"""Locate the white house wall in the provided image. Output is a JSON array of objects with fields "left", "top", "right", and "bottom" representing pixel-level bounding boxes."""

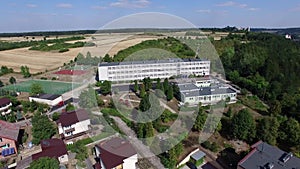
[{"left": 29, "top": 96, "right": 63, "bottom": 106}]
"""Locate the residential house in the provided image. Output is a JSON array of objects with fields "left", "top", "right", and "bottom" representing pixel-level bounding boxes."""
[
  {"left": 57, "top": 109, "right": 91, "bottom": 141},
  {"left": 0, "top": 120, "right": 19, "bottom": 158},
  {"left": 0, "top": 98, "right": 12, "bottom": 116},
  {"left": 237, "top": 141, "right": 300, "bottom": 169},
  {"left": 29, "top": 94, "right": 63, "bottom": 107},
  {"left": 16, "top": 138, "right": 68, "bottom": 169},
  {"left": 94, "top": 137, "right": 138, "bottom": 169}
]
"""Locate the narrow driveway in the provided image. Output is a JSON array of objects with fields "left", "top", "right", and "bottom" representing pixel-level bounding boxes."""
[{"left": 111, "top": 116, "right": 165, "bottom": 169}]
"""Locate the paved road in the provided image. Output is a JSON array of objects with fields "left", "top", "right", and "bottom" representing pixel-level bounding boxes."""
[{"left": 111, "top": 116, "right": 165, "bottom": 169}]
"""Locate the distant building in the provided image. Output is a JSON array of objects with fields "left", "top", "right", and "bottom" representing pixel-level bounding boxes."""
[
  {"left": 0, "top": 120, "right": 19, "bottom": 158},
  {"left": 16, "top": 138, "right": 68, "bottom": 169},
  {"left": 178, "top": 78, "right": 237, "bottom": 105},
  {"left": 0, "top": 98, "right": 12, "bottom": 116},
  {"left": 98, "top": 58, "right": 210, "bottom": 82},
  {"left": 285, "top": 34, "right": 292, "bottom": 39},
  {"left": 57, "top": 109, "right": 91, "bottom": 141},
  {"left": 94, "top": 137, "right": 138, "bottom": 169},
  {"left": 237, "top": 141, "right": 300, "bottom": 169},
  {"left": 29, "top": 94, "right": 63, "bottom": 107}
]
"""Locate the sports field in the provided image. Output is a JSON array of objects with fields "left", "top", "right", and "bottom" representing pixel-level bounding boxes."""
[
  {"left": 54, "top": 70, "right": 88, "bottom": 75},
  {"left": 3, "top": 80, "right": 81, "bottom": 95}
]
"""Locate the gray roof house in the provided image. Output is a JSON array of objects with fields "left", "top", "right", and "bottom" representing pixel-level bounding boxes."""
[{"left": 238, "top": 141, "right": 300, "bottom": 169}]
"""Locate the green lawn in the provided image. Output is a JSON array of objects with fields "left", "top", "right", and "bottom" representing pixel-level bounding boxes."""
[{"left": 3, "top": 80, "right": 81, "bottom": 95}]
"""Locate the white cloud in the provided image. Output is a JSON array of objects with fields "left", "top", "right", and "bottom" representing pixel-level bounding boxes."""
[
  {"left": 110, "top": 0, "right": 150, "bottom": 8},
  {"left": 216, "top": 1, "right": 247, "bottom": 8},
  {"left": 196, "top": 9, "right": 211, "bottom": 13},
  {"left": 56, "top": 3, "right": 73, "bottom": 8},
  {"left": 27, "top": 4, "right": 37, "bottom": 8}
]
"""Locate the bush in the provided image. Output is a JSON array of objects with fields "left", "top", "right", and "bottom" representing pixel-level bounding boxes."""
[
  {"left": 59, "top": 48, "right": 69, "bottom": 53},
  {"left": 201, "top": 141, "right": 219, "bottom": 152}
]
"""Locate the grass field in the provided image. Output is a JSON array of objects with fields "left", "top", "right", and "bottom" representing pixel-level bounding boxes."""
[{"left": 3, "top": 79, "right": 81, "bottom": 95}]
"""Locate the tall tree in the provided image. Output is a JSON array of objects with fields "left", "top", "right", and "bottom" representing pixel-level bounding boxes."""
[
  {"left": 30, "top": 83, "right": 44, "bottom": 95},
  {"left": 231, "top": 109, "right": 256, "bottom": 142},
  {"left": 133, "top": 80, "right": 139, "bottom": 93},
  {"left": 139, "top": 94, "right": 150, "bottom": 112},
  {"left": 256, "top": 116, "right": 280, "bottom": 145},
  {"left": 29, "top": 157, "right": 59, "bottom": 169},
  {"left": 100, "top": 80, "right": 111, "bottom": 95},
  {"left": 278, "top": 117, "right": 300, "bottom": 146},
  {"left": 31, "top": 113, "right": 56, "bottom": 144},
  {"left": 79, "top": 87, "right": 98, "bottom": 109},
  {"left": 139, "top": 84, "right": 146, "bottom": 98},
  {"left": 166, "top": 86, "right": 174, "bottom": 101},
  {"left": 20, "top": 65, "right": 31, "bottom": 78},
  {"left": 156, "top": 78, "right": 162, "bottom": 90},
  {"left": 9, "top": 76, "right": 16, "bottom": 84},
  {"left": 193, "top": 105, "right": 207, "bottom": 131},
  {"left": 163, "top": 78, "right": 169, "bottom": 94}
]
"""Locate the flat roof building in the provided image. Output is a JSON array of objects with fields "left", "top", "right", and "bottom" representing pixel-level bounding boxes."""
[
  {"left": 29, "top": 94, "right": 63, "bottom": 107},
  {"left": 98, "top": 58, "right": 210, "bottom": 82}
]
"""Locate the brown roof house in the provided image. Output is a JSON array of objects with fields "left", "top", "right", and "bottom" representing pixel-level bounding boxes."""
[
  {"left": 57, "top": 109, "right": 91, "bottom": 142},
  {"left": 0, "top": 120, "right": 19, "bottom": 158},
  {"left": 0, "top": 98, "right": 12, "bottom": 116},
  {"left": 94, "top": 137, "right": 138, "bottom": 169},
  {"left": 16, "top": 138, "right": 68, "bottom": 169}
]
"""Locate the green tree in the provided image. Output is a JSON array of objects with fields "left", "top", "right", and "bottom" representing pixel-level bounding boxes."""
[
  {"left": 20, "top": 65, "right": 31, "bottom": 78},
  {"left": 231, "top": 109, "right": 256, "bottom": 142},
  {"left": 79, "top": 87, "right": 98, "bottom": 109},
  {"left": 66, "top": 103, "right": 75, "bottom": 112},
  {"left": 9, "top": 76, "right": 16, "bottom": 84},
  {"left": 103, "top": 54, "right": 112, "bottom": 62},
  {"left": 31, "top": 113, "right": 56, "bottom": 144},
  {"left": 163, "top": 78, "right": 169, "bottom": 94},
  {"left": 193, "top": 105, "right": 208, "bottom": 131},
  {"left": 100, "top": 80, "right": 111, "bottom": 95},
  {"left": 256, "top": 116, "right": 280, "bottom": 145},
  {"left": 139, "top": 84, "right": 146, "bottom": 98},
  {"left": 29, "top": 157, "right": 59, "bottom": 169},
  {"left": 166, "top": 86, "right": 173, "bottom": 101},
  {"left": 156, "top": 78, "right": 162, "bottom": 90},
  {"left": 52, "top": 112, "right": 60, "bottom": 121},
  {"left": 133, "top": 80, "right": 139, "bottom": 93},
  {"left": 0, "top": 80, "right": 3, "bottom": 87},
  {"left": 30, "top": 83, "right": 44, "bottom": 95},
  {"left": 139, "top": 94, "right": 150, "bottom": 112},
  {"left": 278, "top": 117, "right": 300, "bottom": 146}
]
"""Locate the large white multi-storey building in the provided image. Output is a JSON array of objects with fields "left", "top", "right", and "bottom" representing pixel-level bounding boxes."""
[{"left": 98, "top": 58, "right": 210, "bottom": 82}]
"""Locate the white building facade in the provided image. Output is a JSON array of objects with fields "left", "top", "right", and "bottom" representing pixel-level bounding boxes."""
[
  {"left": 98, "top": 58, "right": 210, "bottom": 82},
  {"left": 29, "top": 94, "right": 63, "bottom": 106},
  {"left": 178, "top": 78, "right": 238, "bottom": 106},
  {"left": 0, "top": 98, "right": 12, "bottom": 116}
]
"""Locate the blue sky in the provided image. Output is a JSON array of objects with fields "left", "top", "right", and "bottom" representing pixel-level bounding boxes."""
[{"left": 0, "top": 0, "right": 300, "bottom": 32}]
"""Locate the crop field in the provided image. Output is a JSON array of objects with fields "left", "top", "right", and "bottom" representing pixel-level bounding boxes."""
[
  {"left": 0, "top": 33, "right": 161, "bottom": 74},
  {"left": 3, "top": 79, "right": 81, "bottom": 95}
]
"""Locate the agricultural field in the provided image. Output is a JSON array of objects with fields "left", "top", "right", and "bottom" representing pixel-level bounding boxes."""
[
  {"left": 0, "top": 33, "right": 162, "bottom": 74},
  {"left": 3, "top": 79, "right": 81, "bottom": 95}
]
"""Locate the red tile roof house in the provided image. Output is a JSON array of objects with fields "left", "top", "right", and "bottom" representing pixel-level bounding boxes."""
[
  {"left": 16, "top": 138, "right": 68, "bottom": 169},
  {"left": 94, "top": 137, "right": 138, "bottom": 169},
  {"left": 0, "top": 98, "right": 12, "bottom": 116},
  {"left": 0, "top": 120, "right": 20, "bottom": 159},
  {"left": 57, "top": 109, "right": 91, "bottom": 142}
]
